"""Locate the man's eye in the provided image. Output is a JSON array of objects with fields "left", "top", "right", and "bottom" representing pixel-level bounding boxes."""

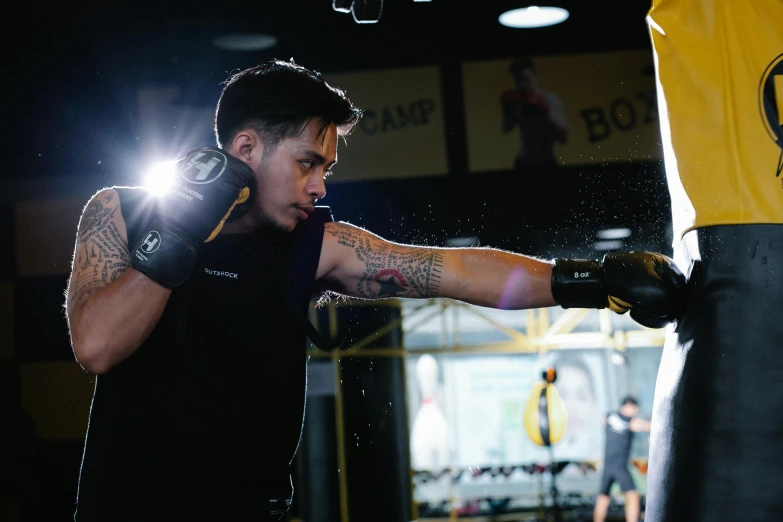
[{"left": 301, "top": 160, "right": 314, "bottom": 169}]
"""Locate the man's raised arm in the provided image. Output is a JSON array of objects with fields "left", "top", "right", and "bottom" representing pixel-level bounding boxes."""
[{"left": 65, "top": 188, "right": 171, "bottom": 374}]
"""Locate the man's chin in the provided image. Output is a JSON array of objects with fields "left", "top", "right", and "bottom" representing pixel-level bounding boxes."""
[{"left": 258, "top": 213, "right": 296, "bottom": 237}]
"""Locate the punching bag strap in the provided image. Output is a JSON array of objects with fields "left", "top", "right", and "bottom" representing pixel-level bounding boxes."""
[{"left": 538, "top": 387, "right": 551, "bottom": 446}]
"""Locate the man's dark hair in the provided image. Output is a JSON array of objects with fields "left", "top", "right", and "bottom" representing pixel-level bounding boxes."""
[
  {"left": 621, "top": 396, "right": 639, "bottom": 407},
  {"left": 509, "top": 56, "right": 536, "bottom": 75},
  {"left": 214, "top": 59, "right": 363, "bottom": 157}
]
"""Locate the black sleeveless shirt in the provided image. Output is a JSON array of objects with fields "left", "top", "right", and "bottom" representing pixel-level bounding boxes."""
[
  {"left": 604, "top": 411, "right": 634, "bottom": 468},
  {"left": 75, "top": 187, "right": 331, "bottom": 521}
]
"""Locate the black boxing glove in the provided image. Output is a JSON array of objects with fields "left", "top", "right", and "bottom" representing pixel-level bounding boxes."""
[
  {"left": 551, "top": 251, "right": 687, "bottom": 328},
  {"left": 130, "top": 147, "right": 256, "bottom": 288}
]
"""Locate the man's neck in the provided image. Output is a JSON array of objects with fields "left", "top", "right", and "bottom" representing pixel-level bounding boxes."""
[
  {"left": 221, "top": 216, "right": 259, "bottom": 235},
  {"left": 220, "top": 207, "right": 269, "bottom": 235},
  {"left": 220, "top": 211, "right": 294, "bottom": 242}
]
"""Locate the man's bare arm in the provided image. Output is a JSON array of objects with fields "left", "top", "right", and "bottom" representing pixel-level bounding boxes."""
[
  {"left": 630, "top": 418, "right": 652, "bottom": 432},
  {"left": 316, "top": 222, "right": 556, "bottom": 309},
  {"left": 67, "top": 190, "right": 131, "bottom": 310},
  {"left": 66, "top": 188, "right": 171, "bottom": 374}
]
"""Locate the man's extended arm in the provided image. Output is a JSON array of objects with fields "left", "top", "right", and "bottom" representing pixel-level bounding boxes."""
[
  {"left": 630, "top": 418, "right": 652, "bottom": 432},
  {"left": 317, "top": 221, "right": 554, "bottom": 309},
  {"left": 316, "top": 222, "right": 687, "bottom": 327},
  {"left": 65, "top": 188, "right": 171, "bottom": 374}
]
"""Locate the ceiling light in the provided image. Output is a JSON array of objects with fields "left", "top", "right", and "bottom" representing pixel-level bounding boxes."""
[
  {"left": 212, "top": 33, "right": 278, "bottom": 51},
  {"left": 498, "top": 6, "right": 569, "bottom": 28},
  {"left": 597, "top": 227, "right": 632, "bottom": 240}
]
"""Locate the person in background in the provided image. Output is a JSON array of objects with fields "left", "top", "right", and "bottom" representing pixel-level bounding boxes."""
[
  {"left": 594, "top": 396, "right": 651, "bottom": 522},
  {"left": 501, "top": 56, "right": 569, "bottom": 170}
]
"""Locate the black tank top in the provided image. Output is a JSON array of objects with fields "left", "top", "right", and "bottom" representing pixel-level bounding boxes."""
[
  {"left": 75, "top": 186, "right": 330, "bottom": 521},
  {"left": 604, "top": 411, "right": 634, "bottom": 467}
]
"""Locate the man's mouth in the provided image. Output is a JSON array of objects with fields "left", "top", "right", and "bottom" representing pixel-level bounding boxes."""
[{"left": 295, "top": 206, "right": 314, "bottom": 220}]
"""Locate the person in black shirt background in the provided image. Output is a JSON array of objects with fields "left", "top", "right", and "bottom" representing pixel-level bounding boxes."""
[{"left": 593, "top": 396, "right": 651, "bottom": 522}]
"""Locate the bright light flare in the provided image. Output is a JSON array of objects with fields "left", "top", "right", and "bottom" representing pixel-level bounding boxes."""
[
  {"left": 498, "top": 6, "right": 569, "bottom": 28},
  {"left": 144, "top": 160, "right": 179, "bottom": 196}
]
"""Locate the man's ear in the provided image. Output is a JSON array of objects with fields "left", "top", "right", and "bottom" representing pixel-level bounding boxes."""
[{"left": 231, "top": 131, "right": 261, "bottom": 165}]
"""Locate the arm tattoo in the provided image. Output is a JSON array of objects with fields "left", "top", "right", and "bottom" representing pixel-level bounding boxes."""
[
  {"left": 68, "top": 193, "right": 130, "bottom": 308},
  {"left": 328, "top": 225, "right": 444, "bottom": 299}
]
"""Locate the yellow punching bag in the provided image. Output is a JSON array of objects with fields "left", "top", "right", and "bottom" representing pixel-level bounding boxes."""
[{"left": 523, "top": 367, "right": 567, "bottom": 447}]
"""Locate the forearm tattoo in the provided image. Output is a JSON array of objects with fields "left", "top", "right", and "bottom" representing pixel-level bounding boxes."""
[
  {"left": 67, "top": 192, "right": 130, "bottom": 308},
  {"left": 328, "top": 225, "right": 444, "bottom": 299}
]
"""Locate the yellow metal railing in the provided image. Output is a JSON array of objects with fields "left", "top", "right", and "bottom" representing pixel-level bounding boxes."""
[{"left": 305, "top": 298, "right": 666, "bottom": 522}]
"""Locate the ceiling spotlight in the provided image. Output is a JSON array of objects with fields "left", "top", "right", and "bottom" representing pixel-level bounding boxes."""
[
  {"left": 597, "top": 227, "right": 633, "bottom": 240},
  {"left": 213, "top": 33, "right": 278, "bottom": 51},
  {"left": 333, "top": 0, "right": 352, "bottom": 12},
  {"left": 332, "top": 0, "right": 384, "bottom": 23},
  {"left": 499, "top": 6, "right": 569, "bottom": 28}
]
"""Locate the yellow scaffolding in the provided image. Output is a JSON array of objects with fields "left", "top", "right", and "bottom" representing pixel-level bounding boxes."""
[{"left": 307, "top": 298, "right": 666, "bottom": 522}]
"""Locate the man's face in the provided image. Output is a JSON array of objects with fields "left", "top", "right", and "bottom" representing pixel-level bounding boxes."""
[
  {"left": 251, "top": 120, "right": 338, "bottom": 233},
  {"left": 621, "top": 404, "right": 639, "bottom": 418},
  {"left": 512, "top": 68, "right": 539, "bottom": 93}
]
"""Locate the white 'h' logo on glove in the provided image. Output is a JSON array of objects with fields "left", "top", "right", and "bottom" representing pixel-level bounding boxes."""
[{"left": 182, "top": 150, "right": 228, "bottom": 184}]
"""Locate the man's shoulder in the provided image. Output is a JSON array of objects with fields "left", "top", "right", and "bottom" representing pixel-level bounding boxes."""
[
  {"left": 93, "top": 186, "right": 157, "bottom": 237},
  {"left": 106, "top": 185, "right": 148, "bottom": 199},
  {"left": 606, "top": 411, "right": 623, "bottom": 424},
  {"left": 82, "top": 185, "right": 146, "bottom": 206}
]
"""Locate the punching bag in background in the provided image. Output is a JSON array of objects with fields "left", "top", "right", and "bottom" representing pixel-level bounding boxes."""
[
  {"left": 305, "top": 302, "right": 411, "bottom": 522},
  {"left": 524, "top": 367, "right": 567, "bottom": 447},
  {"left": 646, "top": 1, "right": 783, "bottom": 521}
]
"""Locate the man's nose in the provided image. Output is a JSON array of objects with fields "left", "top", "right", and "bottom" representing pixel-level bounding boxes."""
[{"left": 308, "top": 173, "right": 326, "bottom": 199}]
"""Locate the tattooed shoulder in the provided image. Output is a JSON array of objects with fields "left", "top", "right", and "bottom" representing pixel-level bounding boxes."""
[{"left": 67, "top": 189, "right": 131, "bottom": 310}]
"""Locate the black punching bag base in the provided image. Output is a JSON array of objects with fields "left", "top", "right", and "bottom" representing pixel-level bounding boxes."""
[{"left": 646, "top": 224, "right": 783, "bottom": 522}]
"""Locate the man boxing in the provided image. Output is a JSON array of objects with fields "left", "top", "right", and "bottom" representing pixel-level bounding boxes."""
[
  {"left": 64, "top": 58, "right": 686, "bottom": 521},
  {"left": 594, "top": 396, "right": 651, "bottom": 522},
  {"left": 501, "top": 56, "right": 569, "bottom": 170}
]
